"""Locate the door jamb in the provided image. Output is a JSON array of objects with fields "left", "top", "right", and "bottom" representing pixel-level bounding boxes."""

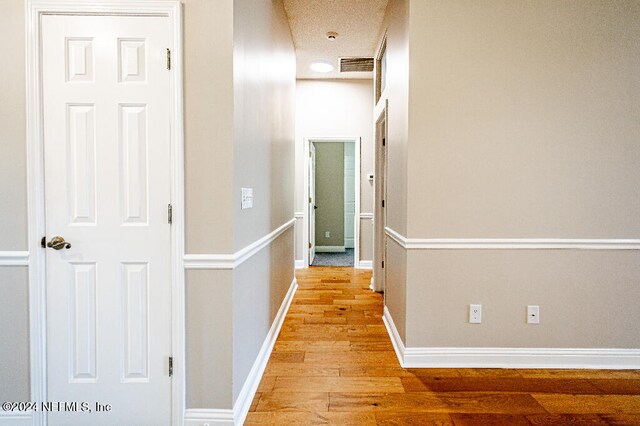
[
  {"left": 373, "top": 101, "right": 388, "bottom": 292},
  {"left": 303, "top": 137, "right": 361, "bottom": 268},
  {"left": 25, "top": 2, "right": 185, "bottom": 425}
]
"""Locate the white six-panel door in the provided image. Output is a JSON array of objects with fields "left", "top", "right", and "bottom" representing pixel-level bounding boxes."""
[{"left": 42, "top": 15, "right": 172, "bottom": 425}]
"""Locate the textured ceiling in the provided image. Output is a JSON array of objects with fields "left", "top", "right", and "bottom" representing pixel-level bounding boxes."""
[{"left": 283, "top": 0, "right": 388, "bottom": 79}]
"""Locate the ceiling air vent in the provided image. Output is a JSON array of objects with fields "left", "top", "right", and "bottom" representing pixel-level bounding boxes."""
[{"left": 339, "top": 57, "right": 374, "bottom": 72}]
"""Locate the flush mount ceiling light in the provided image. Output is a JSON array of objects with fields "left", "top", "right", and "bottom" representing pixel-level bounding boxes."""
[
  {"left": 310, "top": 60, "right": 334, "bottom": 73},
  {"left": 326, "top": 31, "right": 338, "bottom": 41}
]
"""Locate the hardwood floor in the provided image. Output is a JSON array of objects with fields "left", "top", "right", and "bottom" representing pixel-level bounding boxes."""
[{"left": 246, "top": 267, "right": 640, "bottom": 425}]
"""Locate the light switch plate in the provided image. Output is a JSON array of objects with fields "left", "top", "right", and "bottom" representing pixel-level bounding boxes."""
[{"left": 241, "top": 188, "right": 253, "bottom": 209}]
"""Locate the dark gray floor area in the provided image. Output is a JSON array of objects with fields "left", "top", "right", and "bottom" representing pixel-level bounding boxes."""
[{"left": 311, "top": 248, "right": 354, "bottom": 267}]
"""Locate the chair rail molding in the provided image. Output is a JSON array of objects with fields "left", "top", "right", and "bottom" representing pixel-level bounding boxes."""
[
  {"left": 384, "top": 227, "right": 640, "bottom": 250},
  {"left": 0, "top": 251, "right": 29, "bottom": 266},
  {"left": 183, "top": 218, "right": 295, "bottom": 270}
]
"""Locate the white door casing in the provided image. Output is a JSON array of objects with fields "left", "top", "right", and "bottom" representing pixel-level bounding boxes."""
[
  {"left": 344, "top": 143, "right": 356, "bottom": 249},
  {"left": 373, "top": 106, "right": 387, "bottom": 293},
  {"left": 309, "top": 143, "right": 317, "bottom": 264},
  {"left": 42, "top": 14, "right": 172, "bottom": 425}
]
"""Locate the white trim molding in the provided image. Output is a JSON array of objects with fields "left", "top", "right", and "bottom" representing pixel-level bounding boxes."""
[
  {"left": 183, "top": 219, "right": 295, "bottom": 269},
  {"left": 315, "top": 245, "right": 346, "bottom": 253},
  {"left": 383, "top": 306, "right": 405, "bottom": 365},
  {"left": 403, "top": 347, "right": 640, "bottom": 369},
  {"left": 294, "top": 211, "right": 304, "bottom": 219},
  {"left": 358, "top": 260, "right": 373, "bottom": 269},
  {"left": 184, "top": 409, "right": 234, "bottom": 425},
  {"left": 383, "top": 307, "right": 640, "bottom": 369},
  {"left": 385, "top": 227, "right": 640, "bottom": 250},
  {"left": 183, "top": 278, "right": 298, "bottom": 425},
  {"left": 360, "top": 212, "right": 373, "bottom": 219},
  {"left": 0, "top": 251, "right": 29, "bottom": 266},
  {"left": 233, "top": 278, "right": 298, "bottom": 425},
  {"left": 295, "top": 259, "right": 305, "bottom": 269}
]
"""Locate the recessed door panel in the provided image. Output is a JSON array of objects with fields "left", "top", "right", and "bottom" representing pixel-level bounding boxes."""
[
  {"left": 66, "top": 38, "right": 93, "bottom": 82},
  {"left": 67, "top": 104, "right": 97, "bottom": 225},
  {"left": 69, "top": 262, "right": 97, "bottom": 383},
  {"left": 118, "top": 39, "right": 146, "bottom": 83},
  {"left": 121, "top": 262, "right": 149, "bottom": 382},
  {"left": 119, "top": 104, "right": 148, "bottom": 225}
]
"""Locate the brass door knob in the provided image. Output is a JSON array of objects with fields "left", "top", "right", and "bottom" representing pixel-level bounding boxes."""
[{"left": 47, "top": 236, "right": 71, "bottom": 250}]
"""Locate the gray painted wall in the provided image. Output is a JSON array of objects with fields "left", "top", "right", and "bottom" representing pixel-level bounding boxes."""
[
  {"left": 231, "top": 0, "right": 295, "bottom": 405},
  {"left": 382, "top": 0, "right": 640, "bottom": 350},
  {"left": 0, "top": 268, "right": 30, "bottom": 403},
  {"left": 314, "top": 143, "right": 345, "bottom": 247},
  {"left": 184, "top": 0, "right": 235, "bottom": 255},
  {"left": 0, "top": 1, "right": 30, "bottom": 403},
  {"left": 186, "top": 270, "right": 233, "bottom": 408}
]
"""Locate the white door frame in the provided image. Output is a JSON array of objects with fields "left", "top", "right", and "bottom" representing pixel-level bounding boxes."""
[
  {"left": 372, "top": 102, "right": 388, "bottom": 293},
  {"left": 303, "top": 137, "right": 361, "bottom": 268},
  {"left": 25, "top": 2, "right": 184, "bottom": 425}
]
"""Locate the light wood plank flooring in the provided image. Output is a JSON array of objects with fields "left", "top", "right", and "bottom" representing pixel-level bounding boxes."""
[{"left": 246, "top": 267, "right": 640, "bottom": 425}]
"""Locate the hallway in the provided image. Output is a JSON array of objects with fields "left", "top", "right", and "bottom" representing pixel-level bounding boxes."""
[{"left": 246, "top": 267, "right": 640, "bottom": 425}]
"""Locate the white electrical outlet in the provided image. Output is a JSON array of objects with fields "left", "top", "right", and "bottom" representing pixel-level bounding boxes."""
[
  {"left": 325, "top": 231, "right": 330, "bottom": 238},
  {"left": 527, "top": 305, "right": 540, "bottom": 324},
  {"left": 469, "top": 304, "right": 482, "bottom": 324}
]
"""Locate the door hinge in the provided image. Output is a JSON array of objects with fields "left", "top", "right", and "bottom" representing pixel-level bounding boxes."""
[
  {"left": 309, "top": 242, "right": 312, "bottom": 249},
  {"left": 168, "top": 204, "right": 173, "bottom": 224},
  {"left": 166, "top": 48, "right": 171, "bottom": 70},
  {"left": 168, "top": 356, "right": 173, "bottom": 377},
  {"left": 383, "top": 137, "right": 386, "bottom": 146},
  {"left": 41, "top": 236, "right": 46, "bottom": 248},
  {"left": 382, "top": 260, "right": 385, "bottom": 268},
  {"left": 309, "top": 197, "right": 312, "bottom": 203},
  {"left": 382, "top": 200, "right": 385, "bottom": 208}
]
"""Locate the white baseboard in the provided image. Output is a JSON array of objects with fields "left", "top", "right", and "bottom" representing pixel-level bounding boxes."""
[
  {"left": 315, "top": 246, "right": 345, "bottom": 253},
  {"left": 232, "top": 278, "right": 298, "bottom": 425},
  {"left": 358, "top": 260, "right": 372, "bottom": 269},
  {"left": 403, "top": 347, "right": 640, "bottom": 369},
  {"left": 382, "top": 306, "right": 406, "bottom": 366},
  {"left": 184, "top": 409, "right": 234, "bottom": 425},
  {"left": 294, "top": 259, "right": 304, "bottom": 269},
  {"left": 383, "top": 307, "right": 640, "bottom": 369}
]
